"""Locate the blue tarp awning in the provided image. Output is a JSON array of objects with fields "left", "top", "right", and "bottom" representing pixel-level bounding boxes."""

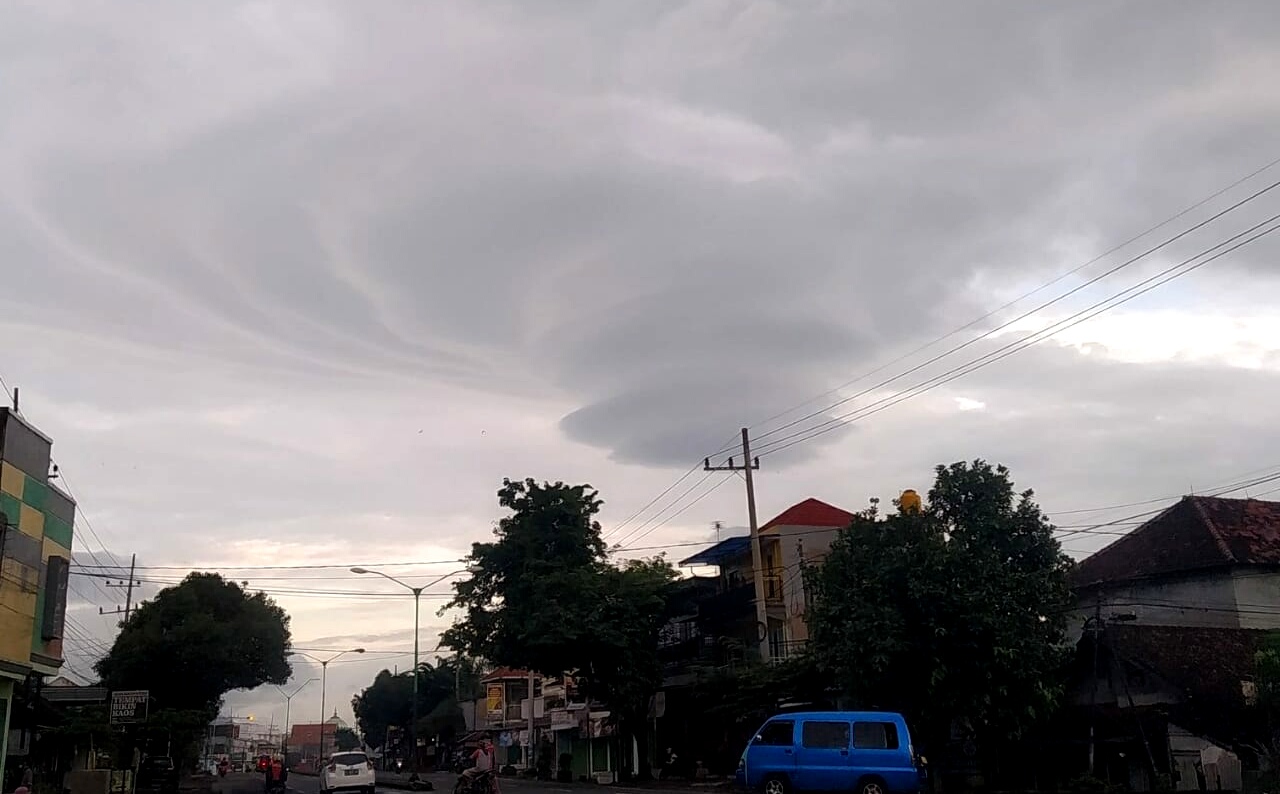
[{"left": 679, "top": 535, "right": 750, "bottom": 567}]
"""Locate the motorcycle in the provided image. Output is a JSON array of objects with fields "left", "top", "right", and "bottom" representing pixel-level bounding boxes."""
[
  {"left": 263, "top": 769, "right": 288, "bottom": 794},
  {"left": 454, "top": 770, "right": 492, "bottom": 794}
]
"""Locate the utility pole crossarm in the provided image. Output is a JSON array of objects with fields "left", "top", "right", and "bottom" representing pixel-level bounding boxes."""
[
  {"left": 702, "top": 456, "right": 759, "bottom": 472},
  {"left": 102, "top": 554, "right": 139, "bottom": 621}
]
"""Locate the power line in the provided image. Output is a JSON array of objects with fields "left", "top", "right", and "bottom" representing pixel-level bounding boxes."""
[
  {"left": 613, "top": 474, "right": 736, "bottom": 551},
  {"left": 611, "top": 470, "right": 718, "bottom": 548},
  {"left": 72, "top": 557, "right": 466, "bottom": 572},
  {"left": 1056, "top": 469, "right": 1280, "bottom": 546},
  {"left": 603, "top": 431, "right": 740, "bottom": 542},
  {"left": 602, "top": 465, "right": 703, "bottom": 541},
  {"left": 53, "top": 467, "right": 130, "bottom": 574},
  {"left": 752, "top": 214, "right": 1280, "bottom": 458},
  {"left": 712, "top": 167, "right": 1280, "bottom": 459}
]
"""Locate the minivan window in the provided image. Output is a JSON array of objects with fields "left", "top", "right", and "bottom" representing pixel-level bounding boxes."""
[
  {"left": 853, "top": 721, "right": 899, "bottom": 750},
  {"left": 756, "top": 720, "right": 794, "bottom": 746},
  {"left": 801, "top": 721, "right": 850, "bottom": 750}
]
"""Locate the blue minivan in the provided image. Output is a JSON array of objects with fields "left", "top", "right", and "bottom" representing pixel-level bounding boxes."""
[{"left": 737, "top": 711, "right": 925, "bottom": 794}]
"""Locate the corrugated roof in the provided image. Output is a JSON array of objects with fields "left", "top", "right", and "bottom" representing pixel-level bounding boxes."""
[
  {"left": 759, "top": 498, "right": 854, "bottom": 534},
  {"left": 679, "top": 535, "right": 750, "bottom": 567},
  {"left": 1071, "top": 495, "right": 1280, "bottom": 588},
  {"left": 481, "top": 666, "right": 529, "bottom": 682}
]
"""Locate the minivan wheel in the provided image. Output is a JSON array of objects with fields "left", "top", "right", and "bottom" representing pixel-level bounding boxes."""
[
  {"left": 856, "top": 776, "right": 887, "bottom": 794},
  {"left": 762, "top": 775, "right": 790, "bottom": 794}
]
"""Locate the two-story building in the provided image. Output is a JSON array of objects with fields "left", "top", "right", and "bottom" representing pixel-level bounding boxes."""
[
  {"left": 1066, "top": 494, "right": 1280, "bottom": 791},
  {"left": 0, "top": 407, "right": 75, "bottom": 787},
  {"left": 665, "top": 497, "right": 855, "bottom": 670}
]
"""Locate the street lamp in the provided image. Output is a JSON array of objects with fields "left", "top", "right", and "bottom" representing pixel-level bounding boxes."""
[
  {"left": 277, "top": 677, "right": 319, "bottom": 755},
  {"left": 350, "top": 567, "right": 462, "bottom": 779},
  {"left": 292, "top": 649, "right": 365, "bottom": 764}
]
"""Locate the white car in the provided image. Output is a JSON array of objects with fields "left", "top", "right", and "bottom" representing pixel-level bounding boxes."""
[{"left": 320, "top": 751, "right": 376, "bottom": 794}]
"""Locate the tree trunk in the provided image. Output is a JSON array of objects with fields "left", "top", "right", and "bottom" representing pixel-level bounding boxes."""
[{"left": 633, "top": 711, "right": 653, "bottom": 781}]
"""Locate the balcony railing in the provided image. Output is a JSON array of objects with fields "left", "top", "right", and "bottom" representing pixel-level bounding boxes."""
[{"left": 767, "top": 639, "right": 808, "bottom": 664}]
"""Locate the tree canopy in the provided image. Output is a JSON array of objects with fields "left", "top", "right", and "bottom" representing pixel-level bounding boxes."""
[
  {"left": 442, "top": 477, "right": 679, "bottom": 778},
  {"left": 444, "top": 478, "right": 609, "bottom": 676},
  {"left": 806, "top": 460, "right": 1073, "bottom": 752},
  {"left": 334, "top": 727, "right": 361, "bottom": 751},
  {"left": 96, "top": 572, "right": 293, "bottom": 714},
  {"left": 352, "top": 657, "right": 481, "bottom": 754}
]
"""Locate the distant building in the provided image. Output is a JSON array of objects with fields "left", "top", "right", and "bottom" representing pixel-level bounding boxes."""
[
  {"left": 288, "top": 713, "right": 347, "bottom": 763},
  {"left": 667, "top": 497, "right": 856, "bottom": 669},
  {"left": 0, "top": 407, "right": 76, "bottom": 787},
  {"left": 1066, "top": 495, "right": 1280, "bottom": 790}
]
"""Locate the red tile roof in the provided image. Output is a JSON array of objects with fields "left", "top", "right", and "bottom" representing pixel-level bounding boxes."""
[
  {"left": 481, "top": 667, "right": 529, "bottom": 682},
  {"left": 1072, "top": 495, "right": 1280, "bottom": 588},
  {"left": 759, "top": 498, "right": 854, "bottom": 534}
]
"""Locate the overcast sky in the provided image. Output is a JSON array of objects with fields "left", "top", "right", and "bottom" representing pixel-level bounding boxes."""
[{"left": 4, "top": 0, "right": 1280, "bottom": 729}]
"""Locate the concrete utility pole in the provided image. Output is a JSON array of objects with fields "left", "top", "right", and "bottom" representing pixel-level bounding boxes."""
[
  {"left": 101, "top": 554, "right": 140, "bottom": 622},
  {"left": 526, "top": 672, "right": 536, "bottom": 769},
  {"left": 705, "top": 427, "right": 769, "bottom": 662},
  {"left": 1087, "top": 599, "right": 1102, "bottom": 776}
]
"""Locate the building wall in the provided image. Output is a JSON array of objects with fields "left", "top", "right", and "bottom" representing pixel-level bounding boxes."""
[
  {"left": 0, "top": 410, "right": 75, "bottom": 789},
  {"left": 764, "top": 525, "right": 840, "bottom": 644},
  {"left": 1068, "top": 570, "right": 1280, "bottom": 642},
  {"left": 1232, "top": 569, "right": 1280, "bottom": 630}
]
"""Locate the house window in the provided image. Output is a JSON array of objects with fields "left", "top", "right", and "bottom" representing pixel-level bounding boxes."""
[{"left": 768, "top": 628, "right": 787, "bottom": 661}]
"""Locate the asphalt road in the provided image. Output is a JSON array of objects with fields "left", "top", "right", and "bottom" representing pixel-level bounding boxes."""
[{"left": 217, "top": 771, "right": 686, "bottom": 794}]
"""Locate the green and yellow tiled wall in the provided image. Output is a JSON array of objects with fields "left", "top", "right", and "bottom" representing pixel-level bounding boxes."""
[{"left": 0, "top": 410, "right": 74, "bottom": 677}]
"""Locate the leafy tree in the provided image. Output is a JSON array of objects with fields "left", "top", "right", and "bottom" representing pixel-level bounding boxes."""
[
  {"left": 353, "top": 658, "right": 480, "bottom": 754},
  {"left": 96, "top": 573, "right": 292, "bottom": 712},
  {"left": 806, "top": 460, "right": 1073, "bottom": 763},
  {"left": 578, "top": 558, "right": 680, "bottom": 779},
  {"left": 353, "top": 670, "right": 412, "bottom": 752},
  {"left": 334, "top": 727, "right": 361, "bottom": 751},
  {"left": 442, "top": 478, "right": 679, "bottom": 778},
  {"left": 444, "top": 479, "right": 608, "bottom": 677},
  {"left": 685, "top": 658, "right": 832, "bottom": 773}
]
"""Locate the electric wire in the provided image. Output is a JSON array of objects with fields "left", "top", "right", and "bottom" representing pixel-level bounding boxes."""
[
  {"left": 751, "top": 215, "right": 1280, "bottom": 458},
  {"left": 726, "top": 155, "right": 1280, "bottom": 447},
  {"left": 710, "top": 171, "right": 1280, "bottom": 460}
]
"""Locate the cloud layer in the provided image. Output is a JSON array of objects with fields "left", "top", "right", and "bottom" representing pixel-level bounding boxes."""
[{"left": 4, "top": 0, "right": 1280, "bottom": 723}]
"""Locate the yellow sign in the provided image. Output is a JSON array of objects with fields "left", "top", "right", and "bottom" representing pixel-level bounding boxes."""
[{"left": 486, "top": 684, "right": 503, "bottom": 715}]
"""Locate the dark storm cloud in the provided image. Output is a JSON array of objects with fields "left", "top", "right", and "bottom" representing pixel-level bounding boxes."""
[{"left": 3, "top": 1, "right": 1280, "bottom": 520}]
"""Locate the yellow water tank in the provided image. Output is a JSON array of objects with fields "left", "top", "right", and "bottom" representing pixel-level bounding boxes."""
[{"left": 899, "top": 489, "right": 922, "bottom": 514}]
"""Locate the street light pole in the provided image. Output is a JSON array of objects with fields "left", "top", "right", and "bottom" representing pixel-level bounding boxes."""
[
  {"left": 278, "top": 678, "right": 318, "bottom": 755},
  {"left": 411, "top": 586, "right": 423, "bottom": 780},
  {"left": 351, "top": 567, "right": 462, "bottom": 780},
  {"left": 292, "top": 650, "right": 364, "bottom": 766}
]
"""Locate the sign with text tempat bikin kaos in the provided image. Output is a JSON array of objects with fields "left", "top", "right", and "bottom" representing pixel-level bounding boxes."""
[
  {"left": 486, "top": 684, "right": 504, "bottom": 716},
  {"left": 109, "top": 690, "right": 149, "bottom": 725}
]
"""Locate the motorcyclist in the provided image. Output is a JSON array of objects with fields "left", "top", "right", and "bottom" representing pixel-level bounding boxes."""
[
  {"left": 264, "top": 757, "right": 287, "bottom": 791},
  {"left": 460, "top": 737, "right": 498, "bottom": 794}
]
